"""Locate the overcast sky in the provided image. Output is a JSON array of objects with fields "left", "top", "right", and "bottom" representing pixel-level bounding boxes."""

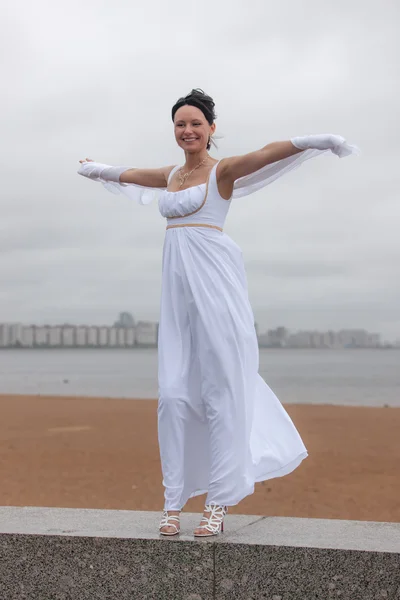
[{"left": 1, "top": 0, "right": 399, "bottom": 341}]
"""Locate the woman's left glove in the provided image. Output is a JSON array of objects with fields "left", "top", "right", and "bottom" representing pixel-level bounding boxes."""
[{"left": 290, "top": 134, "right": 359, "bottom": 158}]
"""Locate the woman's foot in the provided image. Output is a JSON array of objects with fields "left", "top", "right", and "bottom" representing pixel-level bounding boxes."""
[
  {"left": 193, "top": 504, "right": 227, "bottom": 537},
  {"left": 159, "top": 510, "right": 181, "bottom": 536}
]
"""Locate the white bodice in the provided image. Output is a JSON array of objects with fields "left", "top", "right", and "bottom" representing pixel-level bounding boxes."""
[{"left": 158, "top": 162, "right": 231, "bottom": 229}]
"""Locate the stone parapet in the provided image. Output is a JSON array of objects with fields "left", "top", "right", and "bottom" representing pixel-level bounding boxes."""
[{"left": 0, "top": 507, "right": 399, "bottom": 599}]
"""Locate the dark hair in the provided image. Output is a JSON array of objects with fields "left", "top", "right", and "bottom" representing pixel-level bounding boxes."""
[{"left": 171, "top": 88, "right": 217, "bottom": 150}]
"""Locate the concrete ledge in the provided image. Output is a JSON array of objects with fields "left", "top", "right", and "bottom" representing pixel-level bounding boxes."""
[{"left": 0, "top": 507, "right": 399, "bottom": 599}]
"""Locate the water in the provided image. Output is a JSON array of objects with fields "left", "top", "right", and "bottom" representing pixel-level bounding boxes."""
[{"left": 0, "top": 348, "right": 399, "bottom": 407}]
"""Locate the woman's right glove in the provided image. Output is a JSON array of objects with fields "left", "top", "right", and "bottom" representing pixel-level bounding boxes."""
[{"left": 78, "top": 161, "right": 131, "bottom": 183}]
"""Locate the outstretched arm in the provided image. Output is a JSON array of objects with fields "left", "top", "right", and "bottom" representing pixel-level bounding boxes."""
[
  {"left": 78, "top": 159, "right": 175, "bottom": 188},
  {"left": 218, "top": 141, "right": 302, "bottom": 183},
  {"left": 119, "top": 165, "right": 175, "bottom": 187},
  {"left": 218, "top": 134, "right": 356, "bottom": 185}
]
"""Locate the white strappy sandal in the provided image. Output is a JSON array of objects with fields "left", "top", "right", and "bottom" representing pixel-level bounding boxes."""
[
  {"left": 159, "top": 510, "right": 181, "bottom": 536},
  {"left": 193, "top": 503, "right": 228, "bottom": 537}
]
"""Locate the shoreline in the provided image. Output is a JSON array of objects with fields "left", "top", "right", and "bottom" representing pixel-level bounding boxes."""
[
  {"left": 1, "top": 347, "right": 398, "bottom": 350},
  {"left": 0, "top": 393, "right": 398, "bottom": 409},
  {"left": 0, "top": 394, "right": 399, "bottom": 523}
]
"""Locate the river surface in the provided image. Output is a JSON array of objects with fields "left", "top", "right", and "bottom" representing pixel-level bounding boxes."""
[{"left": 0, "top": 348, "right": 399, "bottom": 407}]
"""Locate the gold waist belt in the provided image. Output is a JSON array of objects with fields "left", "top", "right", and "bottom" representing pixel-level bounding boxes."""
[{"left": 166, "top": 223, "right": 223, "bottom": 232}]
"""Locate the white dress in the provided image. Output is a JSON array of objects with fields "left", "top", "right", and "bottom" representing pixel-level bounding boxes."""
[
  {"left": 157, "top": 162, "right": 307, "bottom": 510},
  {"left": 78, "top": 140, "right": 357, "bottom": 511}
]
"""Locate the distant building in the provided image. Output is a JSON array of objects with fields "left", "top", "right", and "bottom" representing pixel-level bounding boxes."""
[
  {"left": 366, "top": 333, "right": 381, "bottom": 348},
  {"left": 136, "top": 321, "right": 158, "bottom": 347},
  {"left": 338, "top": 329, "right": 369, "bottom": 348},
  {"left": 61, "top": 325, "right": 75, "bottom": 347},
  {"left": 117, "top": 327, "right": 126, "bottom": 346},
  {"left": 262, "top": 326, "right": 288, "bottom": 347},
  {"left": 7, "top": 323, "right": 23, "bottom": 347},
  {"left": 33, "top": 326, "right": 49, "bottom": 347},
  {"left": 114, "top": 312, "right": 135, "bottom": 328},
  {"left": 98, "top": 326, "right": 109, "bottom": 347},
  {"left": 125, "top": 327, "right": 135, "bottom": 347},
  {"left": 48, "top": 326, "right": 62, "bottom": 346},
  {"left": 76, "top": 326, "right": 88, "bottom": 347},
  {"left": 324, "top": 331, "right": 340, "bottom": 348},
  {"left": 0, "top": 324, "right": 10, "bottom": 347},
  {"left": 109, "top": 327, "right": 118, "bottom": 347},
  {"left": 21, "top": 326, "right": 34, "bottom": 347},
  {"left": 0, "top": 325, "right": 6, "bottom": 347},
  {"left": 87, "top": 326, "right": 98, "bottom": 347}
]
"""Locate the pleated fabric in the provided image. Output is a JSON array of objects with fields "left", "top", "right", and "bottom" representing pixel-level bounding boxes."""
[{"left": 157, "top": 162, "right": 307, "bottom": 510}]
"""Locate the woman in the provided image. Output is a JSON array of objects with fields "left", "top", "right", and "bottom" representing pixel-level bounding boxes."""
[{"left": 78, "top": 88, "right": 357, "bottom": 537}]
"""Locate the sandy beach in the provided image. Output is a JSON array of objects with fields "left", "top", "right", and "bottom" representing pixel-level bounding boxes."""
[{"left": 0, "top": 394, "right": 399, "bottom": 522}]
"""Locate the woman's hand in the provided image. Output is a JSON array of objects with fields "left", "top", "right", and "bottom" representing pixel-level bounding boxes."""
[{"left": 79, "top": 158, "right": 94, "bottom": 164}]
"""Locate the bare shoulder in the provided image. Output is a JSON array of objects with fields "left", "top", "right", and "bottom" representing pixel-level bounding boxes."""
[
  {"left": 216, "top": 154, "right": 249, "bottom": 183},
  {"left": 162, "top": 165, "right": 178, "bottom": 184},
  {"left": 215, "top": 158, "right": 235, "bottom": 201},
  {"left": 216, "top": 157, "right": 231, "bottom": 180}
]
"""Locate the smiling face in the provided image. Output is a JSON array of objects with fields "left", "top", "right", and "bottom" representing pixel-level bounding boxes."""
[{"left": 173, "top": 105, "right": 216, "bottom": 153}]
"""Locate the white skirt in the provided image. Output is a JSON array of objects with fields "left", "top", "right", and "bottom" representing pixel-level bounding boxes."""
[{"left": 157, "top": 227, "right": 307, "bottom": 510}]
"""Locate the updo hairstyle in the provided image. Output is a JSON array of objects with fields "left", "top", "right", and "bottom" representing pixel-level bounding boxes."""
[{"left": 171, "top": 88, "right": 217, "bottom": 150}]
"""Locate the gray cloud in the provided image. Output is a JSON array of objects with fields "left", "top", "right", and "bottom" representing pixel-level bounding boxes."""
[{"left": 1, "top": 0, "right": 399, "bottom": 341}]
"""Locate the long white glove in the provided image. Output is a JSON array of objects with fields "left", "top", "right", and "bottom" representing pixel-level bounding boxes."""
[
  {"left": 291, "top": 134, "right": 359, "bottom": 158},
  {"left": 77, "top": 161, "right": 158, "bottom": 204},
  {"left": 78, "top": 161, "right": 131, "bottom": 183}
]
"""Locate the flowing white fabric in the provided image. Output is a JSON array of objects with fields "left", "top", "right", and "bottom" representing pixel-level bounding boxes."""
[
  {"left": 77, "top": 136, "right": 359, "bottom": 204},
  {"left": 232, "top": 143, "right": 358, "bottom": 198},
  {"left": 156, "top": 162, "right": 308, "bottom": 509}
]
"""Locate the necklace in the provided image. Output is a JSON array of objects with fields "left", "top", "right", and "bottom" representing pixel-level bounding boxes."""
[{"left": 178, "top": 156, "right": 209, "bottom": 187}]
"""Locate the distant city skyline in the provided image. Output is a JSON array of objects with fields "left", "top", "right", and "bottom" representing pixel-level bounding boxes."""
[
  {"left": 1, "top": 312, "right": 397, "bottom": 349},
  {"left": 0, "top": 317, "right": 388, "bottom": 338},
  {"left": 0, "top": 309, "right": 394, "bottom": 343}
]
